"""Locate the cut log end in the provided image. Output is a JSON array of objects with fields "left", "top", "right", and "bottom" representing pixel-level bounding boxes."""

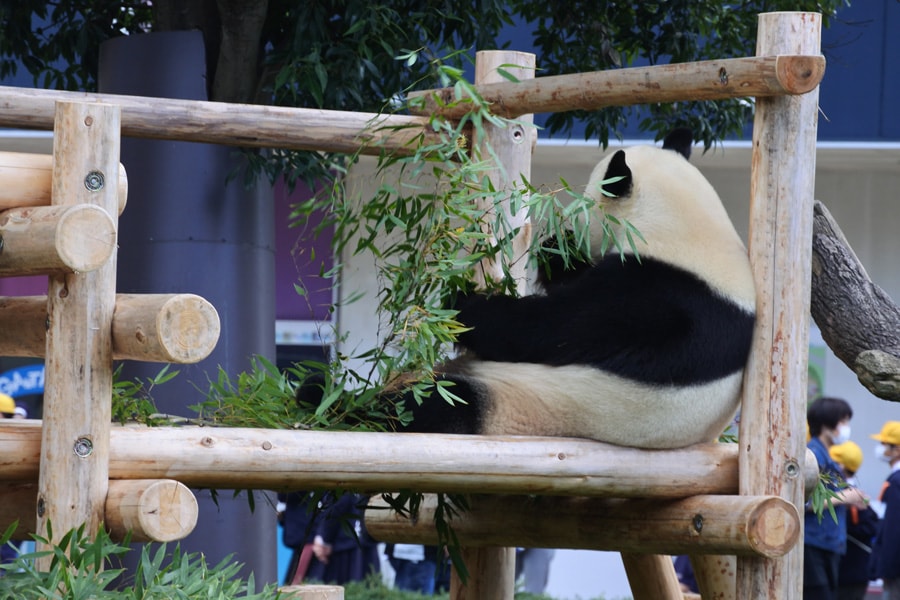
[
  {"left": 105, "top": 479, "right": 198, "bottom": 542},
  {"left": 774, "top": 54, "right": 826, "bottom": 95}
]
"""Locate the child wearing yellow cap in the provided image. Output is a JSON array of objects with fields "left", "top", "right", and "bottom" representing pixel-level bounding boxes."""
[
  {"left": 869, "top": 421, "right": 900, "bottom": 600},
  {"left": 830, "top": 441, "right": 879, "bottom": 600}
]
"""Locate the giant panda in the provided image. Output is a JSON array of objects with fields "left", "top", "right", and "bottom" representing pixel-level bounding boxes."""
[{"left": 382, "top": 129, "right": 757, "bottom": 450}]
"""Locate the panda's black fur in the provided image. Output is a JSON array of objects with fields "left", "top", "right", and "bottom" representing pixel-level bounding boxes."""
[{"left": 305, "top": 130, "right": 757, "bottom": 449}]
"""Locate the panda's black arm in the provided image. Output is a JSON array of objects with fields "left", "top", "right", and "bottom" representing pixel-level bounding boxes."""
[
  {"left": 534, "top": 233, "right": 594, "bottom": 291},
  {"left": 454, "top": 261, "right": 681, "bottom": 366}
]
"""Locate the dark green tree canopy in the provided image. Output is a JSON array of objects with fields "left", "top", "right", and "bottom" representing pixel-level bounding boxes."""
[{"left": 1, "top": 1, "right": 845, "bottom": 149}]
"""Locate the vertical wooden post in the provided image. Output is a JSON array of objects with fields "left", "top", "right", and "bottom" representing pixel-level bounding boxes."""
[
  {"left": 620, "top": 554, "right": 684, "bottom": 600},
  {"left": 737, "top": 12, "right": 821, "bottom": 599},
  {"left": 36, "top": 101, "right": 120, "bottom": 564},
  {"left": 469, "top": 50, "right": 536, "bottom": 296},
  {"left": 449, "top": 50, "right": 535, "bottom": 600}
]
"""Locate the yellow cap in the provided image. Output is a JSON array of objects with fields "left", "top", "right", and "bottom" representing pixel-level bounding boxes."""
[
  {"left": 872, "top": 421, "right": 900, "bottom": 446},
  {"left": 0, "top": 393, "right": 15, "bottom": 414},
  {"left": 830, "top": 441, "right": 863, "bottom": 473}
]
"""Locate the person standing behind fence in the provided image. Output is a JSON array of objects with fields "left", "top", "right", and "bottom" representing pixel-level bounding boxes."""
[
  {"left": 277, "top": 491, "right": 322, "bottom": 585},
  {"left": 830, "top": 441, "right": 879, "bottom": 600},
  {"left": 804, "top": 397, "right": 869, "bottom": 600},
  {"left": 869, "top": 421, "right": 900, "bottom": 600},
  {"left": 307, "top": 492, "right": 380, "bottom": 585}
]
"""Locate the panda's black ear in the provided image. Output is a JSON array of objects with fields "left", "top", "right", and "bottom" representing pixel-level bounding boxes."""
[
  {"left": 662, "top": 128, "right": 693, "bottom": 160},
  {"left": 601, "top": 150, "right": 632, "bottom": 198}
]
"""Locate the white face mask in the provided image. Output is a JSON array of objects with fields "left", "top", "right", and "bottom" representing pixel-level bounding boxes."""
[
  {"left": 876, "top": 443, "right": 894, "bottom": 463},
  {"left": 832, "top": 424, "right": 851, "bottom": 445}
]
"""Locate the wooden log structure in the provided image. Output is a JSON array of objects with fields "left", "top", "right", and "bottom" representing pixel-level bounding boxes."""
[
  {"left": 453, "top": 49, "right": 536, "bottom": 600},
  {"left": 0, "top": 479, "right": 198, "bottom": 543},
  {"left": 0, "top": 293, "right": 219, "bottom": 363},
  {"left": 0, "top": 85, "right": 438, "bottom": 157},
  {"left": 36, "top": 101, "right": 120, "bottom": 565},
  {"left": 0, "top": 54, "right": 822, "bottom": 157},
  {"left": 0, "top": 151, "right": 128, "bottom": 214},
  {"left": 0, "top": 422, "right": 819, "bottom": 497},
  {"left": 408, "top": 54, "right": 824, "bottom": 119},
  {"left": 278, "top": 585, "right": 344, "bottom": 600},
  {"left": 0, "top": 204, "right": 116, "bottom": 276},
  {"left": 737, "top": 12, "right": 821, "bottom": 600},
  {"left": 365, "top": 493, "right": 800, "bottom": 558}
]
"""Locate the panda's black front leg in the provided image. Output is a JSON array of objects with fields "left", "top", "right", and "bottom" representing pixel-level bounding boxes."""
[
  {"left": 452, "top": 291, "right": 553, "bottom": 363},
  {"left": 534, "top": 233, "right": 594, "bottom": 291}
]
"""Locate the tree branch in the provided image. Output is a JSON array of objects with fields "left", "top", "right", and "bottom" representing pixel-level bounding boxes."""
[{"left": 810, "top": 200, "right": 900, "bottom": 400}]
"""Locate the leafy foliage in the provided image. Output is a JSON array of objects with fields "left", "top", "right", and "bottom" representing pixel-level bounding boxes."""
[
  {"left": 0, "top": 523, "right": 276, "bottom": 599},
  {"left": 111, "top": 364, "right": 179, "bottom": 426}
]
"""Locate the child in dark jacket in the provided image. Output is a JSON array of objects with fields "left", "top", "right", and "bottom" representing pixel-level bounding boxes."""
[
  {"left": 830, "top": 441, "right": 879, "bottom": 600},
  {"left": 869, "top": 422, "right": 900, "bottom": 600}
]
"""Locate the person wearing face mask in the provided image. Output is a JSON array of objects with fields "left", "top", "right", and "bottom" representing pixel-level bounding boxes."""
[
  {"left": 868, "top": 421, "right": 900, "bottom": 599},
  {"left": 804, "top": 397, "right": 870, "bottom": 600}
]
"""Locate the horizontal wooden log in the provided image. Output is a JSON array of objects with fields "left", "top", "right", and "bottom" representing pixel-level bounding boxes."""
[
  {"left": 279, "top": 585, "right": 345, "bottom": 600},
  {"left": 408, "top": 54, "right": 825, "bottom": 119},
  {"left": 0, "top": 479, "right": 198, "bottom": 542},
  {"left": 105, "top": 479, "right": 198, "bottom": 542},
  {"left": 0, "top": 86, "right": 437, "bottom": 157},
  {"left": 365, "top": 493, "right": 800, "bottom": 558},
  {"left": 0, "top": 151, "right": 128, "bottom": 214},
  {"left": 0, "top": 204, "right": 116, "bottom": 276},
  {"left": 0, "top": 293, "right": 218, "bottom": 363},
  {"left": 0, "top": 422, "right": 819, "bottom": 499},
  {"left": 112, "top": 294, "right": 220, "bottom": 363}
]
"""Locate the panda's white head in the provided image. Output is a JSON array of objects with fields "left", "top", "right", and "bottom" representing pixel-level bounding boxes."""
[{"left": 583, "top": 130, "right": 756, "bottom": 310}]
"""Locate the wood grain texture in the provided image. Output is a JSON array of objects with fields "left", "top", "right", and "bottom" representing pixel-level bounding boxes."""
[
  {"left": 365, "top": 493, "right": 800, "bottom": 558},
  {"left": 0, "top": 86, "right": 436, "bottom": 157},
  {"left": 37, "top": 101, "right": 120, "bottom": 564},
  {"left": 409, "top": 55, "right": 825, "bottom": 119},
  {"left": 0, "top": 151, "right": 128, "bottom": 213},
  {"left": 737, "top": 12, "right": 822, "bottom": 600}
]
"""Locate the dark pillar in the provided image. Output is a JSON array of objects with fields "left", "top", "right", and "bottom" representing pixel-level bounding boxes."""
[{"left": 98, "top": 31, "right": 277, "bottom": 585}]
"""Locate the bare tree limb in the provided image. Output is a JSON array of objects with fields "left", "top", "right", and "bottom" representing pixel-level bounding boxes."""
[{"left": 810, "top": 200, "right": 900, "bottom": 400}]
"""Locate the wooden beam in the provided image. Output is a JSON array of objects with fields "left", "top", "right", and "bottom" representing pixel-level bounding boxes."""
[
  {"left": 0, "top": 422, "right": 820, "bottom": 498},
  {"left": 454, "top": 49, "right": 536, "bottom": 600},
  {"left": 279, "top": 586, "right": 344, "bottom": 599},
  {"left": 0, "top": 86, "right": 437, "bottom": 157},
  {"left": 0, "top": 151, "right": 128, "bottom": 214},
  {"left": 737, "top": 12, "right": 822, "bottom": 600},
  {"left": 621, "top": 554, "right": 684, "bottom": 600},
  {"left": 104, "top": 479, "right": 198, "bottom": 542},
  {"left": 0, "top": 479, "right": 198, "bottom": 543},
  {"left": 0, "top": 293, "right": 219, "bottom": 363},
  {"left": 364, "top": 493, "right": 800, "bottom": 558},
  {"left": 0, "top": 204, "right": 117, "bottom": 276},
  {"left": 37, "top": 101, "right": 120, "bottom": 564},
  {"left": 408, "top": 54, "right": 825, "bottom": 119}
]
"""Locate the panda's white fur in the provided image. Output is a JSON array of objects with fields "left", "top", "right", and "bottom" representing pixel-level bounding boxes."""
[{"left": 583, "top": 144, "right": 755, "bottom": 315}]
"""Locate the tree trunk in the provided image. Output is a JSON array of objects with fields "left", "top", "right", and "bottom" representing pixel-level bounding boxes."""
[{"left": 811, "top": 200, "right": 900, "bottom": 401}]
